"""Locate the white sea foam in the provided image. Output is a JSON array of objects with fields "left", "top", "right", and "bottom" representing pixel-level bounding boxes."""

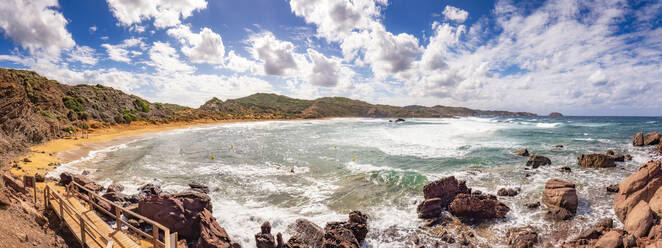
[{"left": 535, "top": 122, "right": 562, "bottom": 128}]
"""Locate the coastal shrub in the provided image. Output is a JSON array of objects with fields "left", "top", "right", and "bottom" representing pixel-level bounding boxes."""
[
  {"left": 133, "top": 99, "right": 150, "bottom": 113},
  {"left": 63, "top": 126, "right": 75, "bottom": 133},
  {"left": 63, "top": 96, "right": 86, "bottom": 113},
  {"left": 123, "top": 110, "right": 138, "bottom": 122},
  {"left": 39, "top": 110, "right": 55, "bottom": 119}
]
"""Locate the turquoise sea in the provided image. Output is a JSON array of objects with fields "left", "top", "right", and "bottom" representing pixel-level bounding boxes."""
[{"left": 49, "top": 117, "right": 662, "bottom": 246}]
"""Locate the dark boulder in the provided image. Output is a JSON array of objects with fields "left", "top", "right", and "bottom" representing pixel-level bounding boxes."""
[
  {"left": 417, "top": 198, "right": 442, "bottom": 219},
  {"left": 196, "top": 208, "right": 235, "bottom": 248},
  {"left": 321, "top": 222, "right": 359, "bottom": 248},
  {"left": 422, "top": 176, "right": 470, "bottom": 206},
  {"left": 255, "top": 221, "right": 276, "bottom": 248},
  {"left": 59, "top": 172, "right": 73, "bottom": 186},
  {"left": 514, "top": 148, "right": 529, "bottom": 157},
  {"left": 577, "top": 154, "right": 615, "bottom": 168},
  {"left": 448, "top": 193, "right": 509, "bottom": 219},
  {"left": 606, "top": 184, "right": 619, "bottom": 193},
  {"left": 137, "top": 192, "right": 213, "bottom": 241},
  {"left": 284, "top": 236, "right": 308, "bottom": 248},
  {"left": 497, "top": 188, "right": 520, "bottom": 197},
  {"left": 189, "top": 182, "right": 210, "bottom": 194},
  {"left": 346, "top": 211, "right": 368, "bottom": 243},
  {"left": 524, "top": 202, "right": 540, "bottom": 209},
  {"left": 526, "top": 155, "right": 551, "bottom": 168},
  {"left": 34, "top": 174, "right": 45, "bottom": 182}
]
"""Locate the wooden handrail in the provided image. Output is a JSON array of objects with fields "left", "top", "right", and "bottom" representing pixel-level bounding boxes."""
[
  {"left": 45, "top": 185, "right": 111, "bottom": 248},
  {"left": 67, "top": 181, "right": 176, "bottom": 248}
]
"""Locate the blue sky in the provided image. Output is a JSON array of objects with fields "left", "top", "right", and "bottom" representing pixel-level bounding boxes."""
[{"left": 0, "top": 0, "right": 661, "bottom": 115}]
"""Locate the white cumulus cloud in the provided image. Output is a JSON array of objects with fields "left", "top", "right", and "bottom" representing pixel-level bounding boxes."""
[
  {"left": 167, "top": 25, "right": 225, "bottom": 64},
  {"left": 442, "top": 5, "right": 469, "bottom": 23},
  {"left": 106, "top": 0, "right": 207, "bottom": 29}
]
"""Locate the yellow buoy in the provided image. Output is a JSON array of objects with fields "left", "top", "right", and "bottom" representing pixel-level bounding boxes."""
[
  {"left": 352, "top": 157, "right": 356, "bottom": 162},
  {"left": 333, "top": 145, "right": 337, "bottom": 149},
  {"left": 230, "top": 144, "right": 234, "bottom": 149},
  {"left": 210, "top": 155, "right": 215, "bottom": 160}
]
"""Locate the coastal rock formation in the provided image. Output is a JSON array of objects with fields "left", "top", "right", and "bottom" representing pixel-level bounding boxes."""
[
  {"left": 645, "top": 132, "right": 661, "bottom": 146},
  {"left": 526, "top": 155, "right": 551, "bottom": 168},
  {"left": 613, "top": 160, "right": 662, "bottom": 221},
  {"left": 514, "top": 148, "right": 529, "bottom": 157},
  {"left": 417, "top": 198, "right": 443, "bottom": 218},
  {"left": 624, "top": 201, "right": 653, "bottom": 238},
  {"left": 506, "top": 226, "right": 539, "bottom": 248},
  {"left": 549, "top": 112, "right": 563, "bottom": 117},
  {"left": 58, "top": 172, "right": 73, "bottom": 186},
  {"left": 197, "top": 208, "right": 236, "bottom": 248},
  {"left": 137, "top": 191, "right": 234, "bottom": 246},
  {"left": 578, "top": 154, "right": 616, "bottom": 168},
  {"left": 322, "top": 222, "right": 359, "bottom": 248},
  {"left": 189, "top": 182, "right": 210, "bottom": 194},
  {"left": 633, "top": 132, "right": 645, "bottom": 146},
  {"left": 448, "top": 193, "right": 510, "bottom": 219},
  {"left": 287, "top": 219, "right": 324, "bottom": 247},
  {"left": 422, "top": 176, "right": 471, "bottom": 208},
  {"left": 594, "top": 231, "right": 622, "bottom": 248},
  {"left": 2, "top": 172, "right": 27, "bottom": 194},
  {"left": 542, "top": 179, "right": 578, "bottom": 219},
  {"left": 73, "top": 174, "right": 104, "bottom": 192},
  {"left": 106, "top": 183, "right": 124, "bottom": 193},
  {"left": 497, "top": 188, "right": 520, "bottom": 197},
  {"left": 255, "top": 221, "right": 277, "bottom": 248}
]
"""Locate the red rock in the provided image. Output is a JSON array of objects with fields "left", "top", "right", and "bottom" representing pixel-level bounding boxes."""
[
  {"left": 448, "top": 193, "right": 510, "bottom": 219},
  {"left": 346, "top": 211, "right": 368, "bottom": 243},
  {"left": 196, "top": 208, "right": 234, "bottom": 248},
  {"left": 321, "top": 222, "right": 359, "bottom": 248},
  {"left": 422, "top": 176, "right": 470, "bottom": 207},
  {"left": 59, "top": 172, "right": 73, "bottom": 186},
  {"left": 644, "top": 132, "right": 661, "bottom": 145},
  {"left": 542, "top": 179, "right": 578, "bottom": 213},
  {"left": 526, "top": 155, "right": 551, "bottom": 168},
  {"left": 138, "top": 192, "right": 214, "bottom": 242},
  {"left": 106, "top": 183, "right": 124, "bottom": 193},
  {"left": 595, "top": 230, "right": 622, "bottom": 248},
  {"left": 545, "top": 207, "right": 573, "bottom": 221},
  {"left": 613, "top": 160, "right": 662, "bottom": 221},
  {"left": 417, "top": 198, "right": 442, "bottom": 219},
  {"left": 255, "top": 221, "right": 276, "bottom": 248},
  {"left": 633, "top": 132, "right": 644, "bottom": 146},
  {"left": 284, "top": 236, "right": 307, "bottom": 248},
  {"left": 624, "top": 201, "right": 653, "bottom": 238},
  {"left": 506, "top": 226, "right": 538, "bottom": 248},
  {"left": 497, "top": 188, "right": 520, "bottom": 197},
  {"left": 73, "top": 174, "right": 104, "bottom": 192},
  {"left": 577, "top": 154, "right": 616, "bottom": 168},
  {"left": 287, "top": 219, "right": 324, "bottom": 248}
]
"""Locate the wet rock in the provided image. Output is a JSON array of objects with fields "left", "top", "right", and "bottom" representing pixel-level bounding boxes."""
[
  {"left": 106, "top": 183, "right": 124, "bottom": 193},
  {"left": 189, "top": 182, "right": 210, "bottom": 194},
  {"left": 554, "top": 144, "right": 564, "bottom": 148},
  {"left": 277, "top": 233, "right": 283, "bottom": 248},
  {"left": 422, "top": 176, "right": 471, "bottom": 207},
  {"left": 23, "top": 157, "right": 31, "bottom": 163},
  {"left": 287, "top": 219, "right": 324, "bottom": 248},
  {"left": 624, "top": 201, "right": 653, "bottom": 238},
  {"left": 595, "top": 231, "right": 622, "bottom": 248},
  {"left": 644, "top": 132, "right": 661, "bottom": 145},
  {"left": 577, "top": 218, "right": 614, "bottom": 240},
  {"left": 506, "top": 226, "right": 538, "bottom": 248},
  {"left": 611, "top": 154, "right": 626, "bottom": 162},
  {"left": 607, "top": 150, "right": 615, "bottom": 156},
  {"left": 448, "top": 193, "right": 510, "bottom": 219},
  {"left": 524, "top": 202, "right": 540, "bottom": 209},
  {"left": 321, "top": 222, "right": 359, "bottom": 248},
  {"left": 633, "top": 132, "right": 644, "bottom": 146},
  {"left": 545, "top": 207, "right": 573, "bottom": 221},
  {"left": 346, "top": 211, "right": 368, "bottom": 243},
  {"left": 625, "top": 154, "right": 633, "bottom": 161},
  {"left": 578, "top": 154, "right": 616, "bottom": 168},
  {"left": 614, "top": 160, "right": 662, "bottom": 221},
  {"left": 607, "top": 184, "right": 619, "bottom": 193},
  {"left": 255, "top": 221, "right": 276, "bottom": 248},
  {"left": 559, "top": 166, "right": 572, "bottom": 173},
  {"left": 58, "top": 172, "right": 73, "bottom": 186},
  {"left": 102, "top": 191, "right": 129, "bottom": 203},
  {"left": 526, "top": 155, "right": 551, "bottom": 168},
  {"left": 596, "top": 218, "right": 614, "bottom": 229},
  {"left": 197, "top": 208, "right": 234, "bottom": 248},
  {"left": 542, "top": 179, "right": 578, "bottom": 214},
  {"left": 514, "top": 148, "right": 529, "bottom": 157},
  {"left": 497, "top": 188, "right": 520, "bottom": 197},
  {"left": 284, "top": 236, "right": 308, "bottom": 248},
  {"left": 73, "top": 174, "right": 104, "bottom": 192},
  {"left": 417, "top": 198, "right": 443, "bottom": 219},
  {"left": 139, "top": 183, "right": 162, "bottom": 196}
]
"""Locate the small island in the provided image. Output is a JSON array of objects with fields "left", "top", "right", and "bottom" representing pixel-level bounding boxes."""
[{"left": 549, "top": 112, "right": 564, "bottom": 117}]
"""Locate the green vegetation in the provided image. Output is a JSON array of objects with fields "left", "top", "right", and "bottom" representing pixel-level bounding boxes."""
[
  {"left": 63, "top": 96, "right": 86, "bottom": 113},
  {"left": 133, "top": 98, "right": 150, "bottom": 112},
  {"left": 39, "top": 110, "right": 55, "bottom": 119},
  {"left": 123, "top": 109, "right": 138, "bottom": 122}
]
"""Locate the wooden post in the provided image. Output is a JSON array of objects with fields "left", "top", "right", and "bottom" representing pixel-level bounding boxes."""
[
  {"left": 59, "top": 197, "right": 64, "bottom": 217},
  {"left": 153, "top": 224, "right": 159, "bottom": 248},
  {"left": 115, "top": 207, "right": 121, "bottom": 231},
  {"left": 164, "top": 229, "right": 170, "bottom": 248},
  {"left": 80, "top": 214, "right": 86, "bottom": 245}
]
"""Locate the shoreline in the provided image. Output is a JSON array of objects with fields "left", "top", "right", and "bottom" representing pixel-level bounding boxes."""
[{"left": 9, "top": 117, "right": 334, "bottom": 179}]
